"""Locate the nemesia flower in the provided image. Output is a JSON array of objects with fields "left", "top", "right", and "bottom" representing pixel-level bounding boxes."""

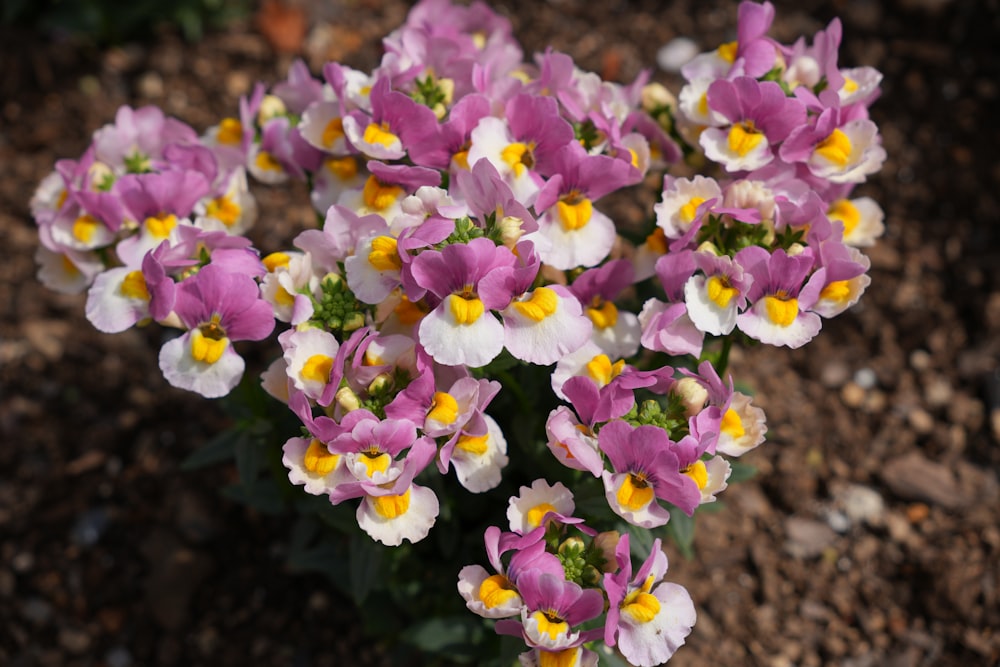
[
  {"left": 683, "top": 251, "right": 753, "bottom": 336},
  {"left": 826, "top": 196, "right": 884, "bottom": 247},
  {"left": 735, "top": 245, "right": 825, "bottom": 348},
  {"left": 598, "top": 421, "right": 698, "bottom": 528},
  {"left": 281, "top": 327, "right": 341, "bottom": 400},
  {"left": 34, "top": 245, "right": 103, "bottom": 295},
  {"left": 259, "top": 250, "right": 318, "bottom": 324},
  {"left": 158, "top": 264, "right": 275, "bottom": 398},
  {"left": 680, "top": 0, "right": 777, "bottom": 80},
  {"left": 282, "top": 435, "right": 347, "bottom": 496},
  {"left": 457, "top": 525, "right": 563, "bottom": 619},
  {"left": 507, "top": 479, "right": 575, "bottom": 535},
  {"left": 495, "top": 569, "right": 604, "bottom": 652},
  {"left": 715, "top": 391, "right": 767, "bottom": 457},
  {"left": 638, "top": 251, "right": 704, "bottom": 358},
  {"left": 568, "top": 259, "right": 641, "bottom": 360},
  {"left": 779, "top": 101, "right": 886, "bottom": 184},
  {"left": 654, "top": 175, "right": 721, "bottom": 241},
  {"left": 409, "top": 237, "right": 516, "bottom": 367},
  {"left": 699, "top": 77, "right": 806, "bottom": 173},
  {"left": 603, "top": 535, "right": 696, "bottom": 667},
  {"left": 532, "top": 143, "right": 638, "bottom": 270},
  {"left": 449, "top": 414, "right": 509, "bottom": 493},
  {"left": 341, "top": 77, "right": 439, "bottom": 161},
  {"left": 84, "top": 266, "right": 152, "bottom": 333}
]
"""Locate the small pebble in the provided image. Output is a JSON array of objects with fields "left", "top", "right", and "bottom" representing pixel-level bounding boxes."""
[
  {"left": 853, "top": 367, "right": 878, "bottom": 390},
  {"left": 841, "top": 382, "right": 865, "bottom": 408},
  {"left": 656, "top": 37, "right": 700, "bottom": 72},
  {"left": 907, "top": 408, "right": 934, "bottom": 434}
]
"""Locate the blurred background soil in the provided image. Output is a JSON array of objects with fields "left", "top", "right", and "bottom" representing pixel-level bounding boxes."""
[{"left": 1, "top": 0, "right": 998, "bottom": 665}]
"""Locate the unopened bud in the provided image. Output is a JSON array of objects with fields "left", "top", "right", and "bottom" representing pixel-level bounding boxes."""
[
  {"left": 498, "top": 216, "right": 525, "bottom": 248},
  {"left": 786, "top": 242, "right": 806, "bottom": 257},
  {"left": 367, "top": 373, "right": 393, "bottom": 395},
  {"left": 257, "top": 94, "right": 287, "bottom": 124},
  {"left": 335, "top": 386, "right": 362, "bottom": 413},
  {"left": 581, "top": 564, "right": 602, "bottom": 586},
  {"left": 641, "top": 82, "right": 676, "bottom": 113},
  {"left": 558, "top": 536, "right": 586, "bottom": 557},
  {"left": 695, "top": 240, "right": 721, "bottom": 256},
  {"left": 673, "top": 377, "right": 709, "bottom": 418},
  {"left": 592, "top": 531, "right": 621, "bottom": 572},
  {"left": 342, "top": 312, "right": 366, "bottom": 332}
]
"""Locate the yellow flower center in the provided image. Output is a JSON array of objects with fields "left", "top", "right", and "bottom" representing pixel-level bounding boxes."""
[
  {"left": 717, "top": 40, "right": 738, "bottom": 63},
  {"left": 512, "top": 286, "right": 558, "bottom": 322},
  {"left": 842, "top": 76, "right": 859, "bottom": 94},
  {"left": 255, "top": 150, "right": 283, "bottom": 172},
  {"left": 478, "top": 574, "right": 519, "bottom": 609},
  {"left": 361, "top": 450, "right": 392, "bottom": 478},
  {"left": 586, "top": 299, "right": 618, "bottom": 329},
  {"left": 500, "top": 141, "right": 535, "bottom": 177},
  {"left": 216, "top": 118, "right": 243, "bottom": 146},
  {"left": 362, "top": 121, "right": 400, "bottom": 148},
  {"left": 531, "top": 610, "right": 569, "bottom": 640},
  {"left": 721, "top": 407, "right": 745, "bottom": 439},
  {"left": 617, "top": 473, "right": 654, "bottom": 511},
  {"left": 393, "top": 295, "right": 428, "bottom": 325},
  {"left": 706, "top": 274, "right": 738, "bottom": 308},
  {"left": 322, "top": 117, "right": 345, "bottom": 147},
  {"left": 448, "top": 294, "right": 485, "bottom": 325},
  {"left": 372, "top": 487, "right": 411, "bottom": 519},
  {"left": 539, "top": 648, "right": 580, "bottom": 667},
  {"left": 262, "top": 252, "right": 291, "bottom": 273},
  {"left": 585, "top": 354, "right": 624, "bottom": 386},
  {"left": 645, "top": 227, "right": 668, "bottom": 254},
  {"left": 452, "top": 149, "right": 470, "bottom": 170},
  {"left": 556, "top": 194, "right": 593, "bottom": 231},
  {"left": 325, "top": 155, "right": 359, "bottom": 180},
  {"left": 301, "top": 354, "right": 334, "bottom": 384},
  {"left": 682, "top": 460, "right": 709, "bottom": 490},
  {"left": 190, "top": 323, "right": 229, "bottom": 365},
  {"left": 456, "top": 433, "right": 489, "bottom": 456},
  {"left": 362, "top": 175, "right": 404, "bottom": 211},
  {"left": 427, "top": 391, "right": 459, "bottom": 425},
  {"left": 119, "top": 270, "right": 150, "bottom": 301},
  {"left": 71, "top": 214, "right": 99, "bottom": 244},
  {"left": 526, "top": 502, "right": 557, "bottom": 529},
  {"left": 206, "top": 194, "right": 241, "bottom": 227},
  {"left": 144, "top": 213, "right": 178, "bottom": 240},
  {"left": 727, "top": 121, "right": 764, "bottom": 157},
  {"left": 367, "top": 235, "right": 402, "bottom": 272},
  {"left": 763, "top": 294, "right": 799, "bottom": 327},
  {"left": 303, "top": 438, "right": 339, "bottom": 475},
  {"left": 679, "top": 196, "right": 706, "bottom": 224},
  {"left": 820, "top": 279, "right": 851, "bottom": 303},
  {"left": 827, "top": 198, "right": 861, "bottom": 237},
  {"left": 621, "top": 589, "right": 662, "bottom": 624},
  {"left": 814, "top": 128, "right": 852, "bottom": 167}
]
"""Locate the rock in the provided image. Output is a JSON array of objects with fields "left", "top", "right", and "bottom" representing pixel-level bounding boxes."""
[
  {"left": 656, "top": 37, "right": 700, "bottom": 72},
  {"left": 835, "top": 484, "right": 886, "bottom": 527},
  {"left": 784, "top": 517, "right": 838, "bottom": 558},
  {"left": 881, "top": 453, "right": 965, "bottom": 509}
]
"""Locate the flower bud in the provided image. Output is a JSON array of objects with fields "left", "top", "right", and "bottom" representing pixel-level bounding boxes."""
[
  {"left": 786, "top": 242, "right": 807, "bottom": 257},
  {"left": 497, "top": 216, "right": 524, "bottom": 248},
  {"left": 342, "top": 312, "right": 366, "bottom": 332},
  {"left": 592, "top": 531, "right": 621, "bottom": 572},
  {"left": 641, "top": 82, "right": 676, "bottom": 113},
  {"left": 695, "top": 240, "right": 721, "bottom": 256},
  {"left": 558, "top": 536, "right": 586, "bottom": 557},
  {"left": 336, "top": 386, "right": 362, "bottom": 413},
  {"left": 367, "top": 373, "right": 393, "bottom": 395},
  {"left": 673, "top": 377, "right": 709, "bottom": 418},
  {"left": 257, "top": 94, "right": 287, "bottom": 124}
]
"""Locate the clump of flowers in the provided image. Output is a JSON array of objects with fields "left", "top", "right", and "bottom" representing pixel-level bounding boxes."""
[{"left": 30, "top": 1, "right": 884, "bottom": 663}]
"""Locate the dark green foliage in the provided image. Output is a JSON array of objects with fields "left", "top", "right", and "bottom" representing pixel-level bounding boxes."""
[{"left": 2, "top": 0, "right": 250, "bottom": 45}]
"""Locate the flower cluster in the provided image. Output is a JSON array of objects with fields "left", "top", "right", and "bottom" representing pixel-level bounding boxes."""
[
  {"left": 30, "top": 0, "right": 885, "bottom": 662},
  {"left": 459, "top": 480, "right": 695, "bottom": 667}
]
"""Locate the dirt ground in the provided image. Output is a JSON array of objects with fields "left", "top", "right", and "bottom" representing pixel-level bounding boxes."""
[{"left": 1, "top": 0, "right": 998, "bottom": 665}]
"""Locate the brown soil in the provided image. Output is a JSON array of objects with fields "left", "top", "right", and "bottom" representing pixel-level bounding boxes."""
[{"left": 1, "top": 1, "right": 998, "bottom": 666}]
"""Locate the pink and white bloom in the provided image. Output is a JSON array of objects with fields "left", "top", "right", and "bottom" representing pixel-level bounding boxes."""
[
  {"left": 603, "top": 535, "right": 696, "bottom": 667},
  {"left": 158, "top": 264, "right": 275, "bottom": 398}
]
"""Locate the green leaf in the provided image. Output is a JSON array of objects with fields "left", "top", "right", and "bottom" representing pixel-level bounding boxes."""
[
  {"left": 727, "top": 460, "right": 758, "bottom": 483},
  {"left": 233, "top": 433, "right": 261, "bottom": 484},
  {"left": 400, "top": 616, "right": 486, "bottom": 662},
  {"left": 348, "top": 533, "right": 384, "bottom": 605},
  {"left": 180, "top": 427, "right": 242, "bottom": 470},
  {"left": 665, "top": 510, "right": 695, "bottom": 559},
  {"left": 220, "top": 480, "right": 286, "bottom": 514}
]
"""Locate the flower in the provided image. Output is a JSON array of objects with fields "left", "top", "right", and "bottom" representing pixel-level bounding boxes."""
[{"left": 158, "top": 264, "right": 275, "bottom": 398}]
